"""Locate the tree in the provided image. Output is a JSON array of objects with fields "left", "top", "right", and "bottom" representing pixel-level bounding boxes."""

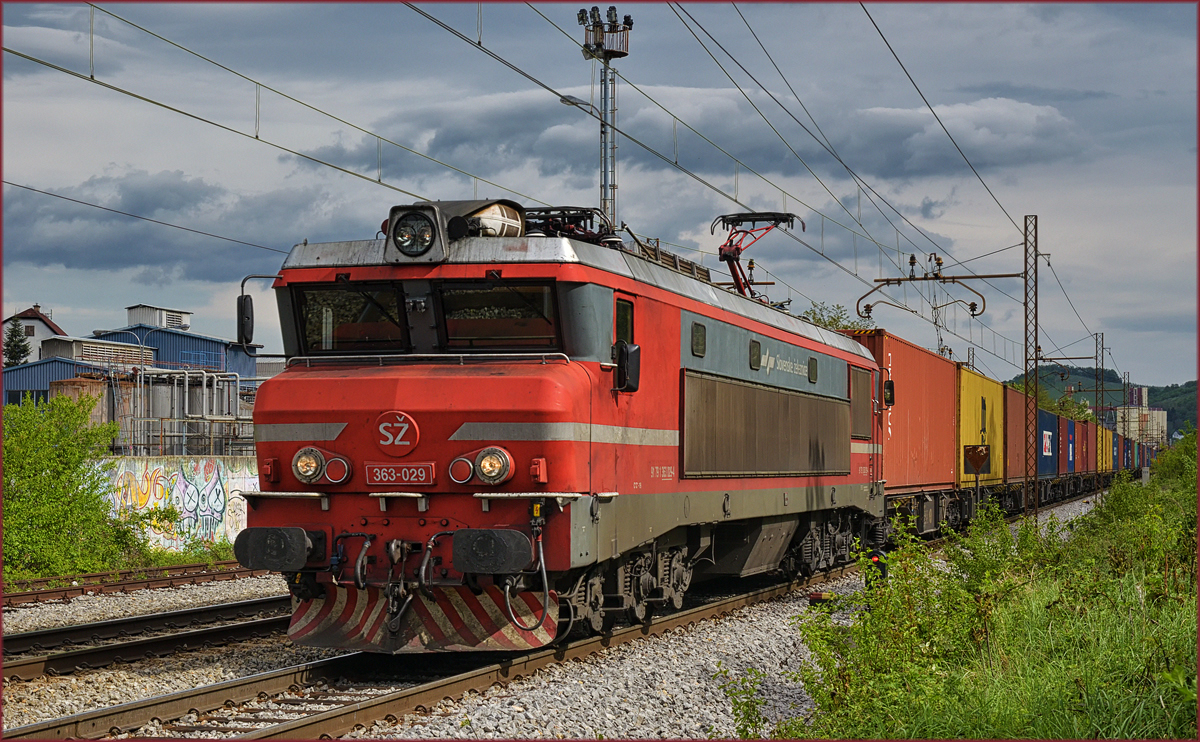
[
  {"left": 4, "top": 318, "right": 32, "bottom": 366},
  {"left": 2, "top": 393, "right": 153, "bottom": 579},
  {"left": 1008, "top": 378, "right": 1095, "bottom": 421},
  {"left": 801, "top": 301, "right": 876, "bottom": 331}
]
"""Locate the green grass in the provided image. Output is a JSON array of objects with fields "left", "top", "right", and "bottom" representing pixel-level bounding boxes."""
[{"left": 721, "top": 434, "right": 1197, "bottom": 739}]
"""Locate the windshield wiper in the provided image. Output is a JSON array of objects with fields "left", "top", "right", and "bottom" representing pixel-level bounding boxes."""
[
  {"left": 336, "top": 276, "right": 408, "bottom": 334},
  {"left": 484, "top": 270, "right": 553, "bottom": 324}
]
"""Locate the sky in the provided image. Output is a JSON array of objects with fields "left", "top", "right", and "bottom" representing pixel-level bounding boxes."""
[{"left": 3, "top": 3, "right": 1196, "bottom": 389}]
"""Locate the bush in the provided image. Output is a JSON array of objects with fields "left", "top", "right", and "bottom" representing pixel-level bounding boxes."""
[
  {"left": 2, "top": 393, "right": 173, "bottom": 580},
  {"left": 735, "top": 462, "right": 1197, "bottom": 739}
]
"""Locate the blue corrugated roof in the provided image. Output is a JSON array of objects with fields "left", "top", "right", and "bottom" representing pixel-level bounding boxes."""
[
  {"left": 2, "top": 357, "right": 114, "bottom": 393},
  {"left": 91, "top": 325, "right": 259, "bottom": 378}
]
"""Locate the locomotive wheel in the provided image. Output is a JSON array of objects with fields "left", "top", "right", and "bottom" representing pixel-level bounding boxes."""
[
  {"left": 668, "top": 552, "right": 690, "bottom": 610},
  {"left": 626, "top": 600, "right": 653, "bottom": 626},
  {"left": 600, "top": 609, "right": 619, "bottom": 633},
  {"left": 585, "top": 575, "right": 606, "bottom": 634}
]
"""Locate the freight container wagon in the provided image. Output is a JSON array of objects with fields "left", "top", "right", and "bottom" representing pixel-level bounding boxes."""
[
  {"left": 1078, "top": 421, "right": 1093, "bottom": 474},
  {"left": 1057, "top": 417, "right": 1071, "bottom": 476},
  {"left": 1002, "top": 389, "right": 1059, "bottom": 482},
  {"left": 842, "top": 330, "right": 957, "bottom": 496},
  {"left": 956, "top": 366, "right": 1007, "bottom": 512}
]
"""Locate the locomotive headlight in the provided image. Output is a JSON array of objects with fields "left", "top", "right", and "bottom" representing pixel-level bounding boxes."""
[
  {"left": 392, "top": 212, "right": 437, "bottom": 257},
  {"left": 293, "top": 447, "right": 326, "bottom": 483},
  {"left": 474, "top": 447, "right": 514, "bottom": 485}
]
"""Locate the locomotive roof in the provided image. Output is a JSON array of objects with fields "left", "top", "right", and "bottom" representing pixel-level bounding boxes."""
[{"left": 281, "top": 236, "right": 875, "bottom": 362}]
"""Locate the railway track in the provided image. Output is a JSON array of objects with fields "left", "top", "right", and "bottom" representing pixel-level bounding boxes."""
[
  {"left": 3, "top": 596, "right": 292, "bottom": 681},
  {"left": 4, "top": 568, "right": 853, "bottom": 740},
  {"left": 4, "top": 561, "right": 270, "bottom": 607}
]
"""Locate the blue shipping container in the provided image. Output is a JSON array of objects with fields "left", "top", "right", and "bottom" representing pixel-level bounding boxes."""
[
  {"left": 1038, "top": 409, "right": 1058, "bottom": 477},
  {"left": 1066, "top": 420, "right": 1076, "bottom": 473}
]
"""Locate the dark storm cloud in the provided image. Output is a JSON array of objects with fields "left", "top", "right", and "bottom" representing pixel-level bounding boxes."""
[
  {"left": 1, "top": 172, "right": 347, "bottom": 283},
  {"left": 290, "top": 91, "right": 602, "bottom": 187},
  {"left": 833, "top": 98, "right": 1093, "bottom": 179}
]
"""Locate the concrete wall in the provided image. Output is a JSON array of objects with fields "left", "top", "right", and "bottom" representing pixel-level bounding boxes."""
[{"left": 106, "top": 456, "right": 256, "bottom": 550}]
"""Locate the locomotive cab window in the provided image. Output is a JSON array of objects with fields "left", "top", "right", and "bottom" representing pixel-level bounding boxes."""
[
  {"left": 615, "top": 299, "right": 634, "bottom": 345},
  {"left": 294, "top": 283, "right": 410, "bottom": 354},
  {"left": 850, "top": 367, "right": 872, "bottom": 439},
  {"left": 439, "top": 281, "right": 559, "bottom": 350}
]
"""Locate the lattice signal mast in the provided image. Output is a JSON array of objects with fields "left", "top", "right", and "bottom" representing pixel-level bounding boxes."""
[{"left": 575, "top": 6, "right": 632, "bottom": 225}]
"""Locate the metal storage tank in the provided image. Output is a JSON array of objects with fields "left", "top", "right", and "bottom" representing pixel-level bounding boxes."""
[
  {"left": 957, "top": 365, "right": 1005, "bottom": 488},
  {"left": 842, "top": 330, "right": 957, "bottom": 494}
]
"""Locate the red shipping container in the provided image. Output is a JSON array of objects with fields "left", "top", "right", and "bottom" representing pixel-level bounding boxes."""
[
  {"left": 843, "top": 330, "right": 957, "bottom": 493},
  {"left": 1087, "top": 421, "right": 1098, "bottom": 473},
  {"left": 1004, "top": 385, "right": 1028, "bottom": 483},
  {"left": 1058, "top": 416, "right": 1070, "bottom": 475},
  {"left": 1078, "top": 421, "right": 1093, "bottom": 473}
]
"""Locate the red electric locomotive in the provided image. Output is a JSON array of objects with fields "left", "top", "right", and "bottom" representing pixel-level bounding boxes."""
[{"left": 233, "top": 200, "right": 889, "bottom": 653}]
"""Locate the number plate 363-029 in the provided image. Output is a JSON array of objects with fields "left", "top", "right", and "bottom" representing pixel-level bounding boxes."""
[{"left": 365, "top": 462, "right": 436, "bottom": 486}]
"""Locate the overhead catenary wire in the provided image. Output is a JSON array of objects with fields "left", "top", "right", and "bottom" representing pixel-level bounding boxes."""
[
  {"left": 667, "top": 3, "right": 880, "bottom": 256},
  {"left": 859, "top": 3, "right": 1021, "bottom": 235},
  {"left": 1044, "top": 256, "right": 1093, "bottom": 337},
  {"left": 428, "top": 4, "right": 1030, "bottom": 370},
  {"left": 535, "top": 1, "right": 1027, "bottom": 365},
  {"left": 667, "top": 4, "right": 1045, "bottom": 358},
  {"left": 3, "top": 180, "right": 288, "bottom": 254},
  {"left": 694, "top": 5, "right": 1034, "bottom": 320},
  {"left": 19, "top": 6, "right": 1080, "bottom": 374},
  {"left": 86, "top": 4, "right": 549, "bottom": 207},
  {"left": 3, "top": 45, "right": 430, "bottom": 202}
]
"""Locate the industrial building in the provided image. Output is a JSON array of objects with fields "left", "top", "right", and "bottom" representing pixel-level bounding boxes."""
[{"left": 2, "top": 303, "right": 263, "bottom": 455}]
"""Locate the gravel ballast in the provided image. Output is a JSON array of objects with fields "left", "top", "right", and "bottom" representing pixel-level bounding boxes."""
[{"left": 2, "top": 574, "right": 289, "bottom": 635}]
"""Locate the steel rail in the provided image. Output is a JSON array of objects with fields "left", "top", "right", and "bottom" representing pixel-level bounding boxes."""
[
  {"left": 3, "top": 596, "right": 291, "bottom": 657},
  {"left": 4, "top": 562, "right": 270, "bottom": 606},
  {"left": 3, "top": 615, "right": 289, "bottom": 681}
]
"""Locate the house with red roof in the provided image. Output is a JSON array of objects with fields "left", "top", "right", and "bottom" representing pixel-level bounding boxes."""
[{"left": 2, "top": 304, "right": 67, "bottom": 360}]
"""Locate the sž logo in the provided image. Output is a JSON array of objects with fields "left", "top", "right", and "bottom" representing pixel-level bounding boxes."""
[{"left": 375, "top": 411, "right": 420, "bottom": 457}]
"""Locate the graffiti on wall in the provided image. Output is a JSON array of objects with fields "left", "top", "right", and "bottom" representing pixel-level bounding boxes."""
[{"left": 107, "top": 457, "right": 256, "bottom": 550}]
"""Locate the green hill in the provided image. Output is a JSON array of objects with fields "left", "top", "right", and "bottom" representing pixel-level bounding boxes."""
[{"left": 1005, "top": 367, "right": 1195, "bottom": 438}]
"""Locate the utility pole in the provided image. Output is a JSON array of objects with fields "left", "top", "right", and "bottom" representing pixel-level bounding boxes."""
[
  {"left": 576, "top": 6, "right": 632, "bottom": 225},
  {"left": 1023, "top": 216, "right": 1038, "bottom": 519}
]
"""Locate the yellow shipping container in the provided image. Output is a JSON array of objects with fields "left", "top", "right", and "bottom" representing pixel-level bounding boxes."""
[
  {"left": 957, "top": 365, "right": 1006, "bottom": 487},
  {"left": 1099, "top": 427, "right": 1112, "bottom": 472}
]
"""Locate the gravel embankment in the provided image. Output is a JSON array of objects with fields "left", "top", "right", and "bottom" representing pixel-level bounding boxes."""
[
  {"left": 3, "top": 635, "right": 348, "bottom": 731},
  {"left": 348, "top": 573, "right": 862, "bottom": 740},
  {"left": 2, "top": 574, "right": 289, "bottom": 635}
]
